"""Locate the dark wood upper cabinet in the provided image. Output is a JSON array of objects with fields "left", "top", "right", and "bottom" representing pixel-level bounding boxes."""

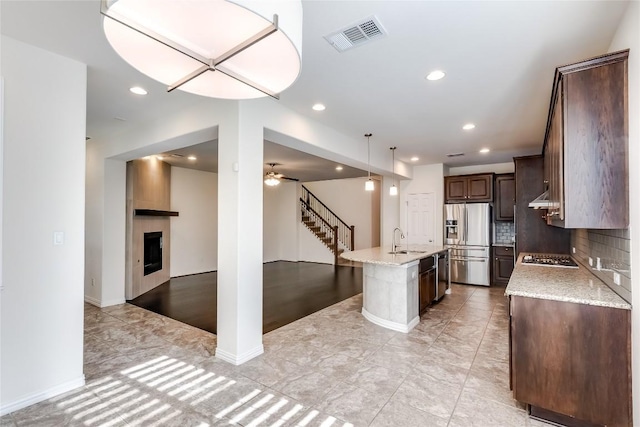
[
  {"left": 445, "top": 173, "right": 493, "bottom": 203},
  {"left": 495, "top": 174, "right": 515, "bottom": 221},
  {"left": 543, "top": 50, "right": 629, "bottom": 229}
]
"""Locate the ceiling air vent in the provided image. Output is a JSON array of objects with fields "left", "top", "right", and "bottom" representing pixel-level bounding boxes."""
[
  {"left": 324, "top": 16, "right": 387, "bottom": 52},
  {"left": 446, "top": 153, "right": 465, "bottom": 158}
]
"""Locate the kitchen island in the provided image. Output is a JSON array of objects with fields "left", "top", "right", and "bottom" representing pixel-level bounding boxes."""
[{"left": 341, "top": 245, "right": 449, "bottom": 333}]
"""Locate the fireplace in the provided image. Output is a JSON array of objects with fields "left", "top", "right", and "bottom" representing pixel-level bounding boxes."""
[{"left": 144, "top": 232, "right": 163, "bottom": 276}]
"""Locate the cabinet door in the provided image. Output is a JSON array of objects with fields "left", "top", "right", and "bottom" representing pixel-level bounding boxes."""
[
  {"left": 546, "top": 87, "right": 564, "bottom": 223},
  {"left": 495, "top": 174, "right": 515, "bottom": 221},
  {"left": 511, "top": 296, "right": 631, "bottom": 426},
  {"left": 418, "top": 270, "right": 436, "bottom": 313},
  {"left": 467, "top": 174, "right": 493, "bottom": 201},
  {"left": 445, "top": 177, "right": 467, "bottom": 202},
  {"left": 492, "top": 247, "right": 514, "bottom": 286}
]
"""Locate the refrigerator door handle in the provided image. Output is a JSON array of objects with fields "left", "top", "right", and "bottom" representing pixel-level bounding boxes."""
[{"left": 450, "top": 257, "right": 487, "bottom": 262}]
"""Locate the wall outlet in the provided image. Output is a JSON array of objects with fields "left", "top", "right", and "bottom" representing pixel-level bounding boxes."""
[
  {"left": 596, "top": 257, "right": 601, "bottom": 270},
  {"left": 572, "top": 247, "right": 576, "bottom": 254},
  {"left": 91, "top": 278, "right": 95, "bottom": 287},
  {"left": 613, "top": 272, "right": 621, "bottom": 286},
  {"left": 588, "top": 257, "right": 593, "bottom": 267}
]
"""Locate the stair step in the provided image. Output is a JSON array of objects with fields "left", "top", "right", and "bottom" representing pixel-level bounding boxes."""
[
  {"left": 304, "top": 221, "right": 316, "bottom": 227},
  {"left": 315, "top": 231, "right": 326, "bottom": 237},
  {"left": 337, "top": 249, "right": 344, "bottom": 255},
  {"left": 310, "top": 226, "right": 321, "bottom": 232},
  {"left": 301, "top": 216, "right": 310, "bottom": 222},
  {"left": 322, "top": 238, "right": 333, "bottom": 244}
]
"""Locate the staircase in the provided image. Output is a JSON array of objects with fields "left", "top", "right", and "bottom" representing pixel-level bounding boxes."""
[{"left": 300, "top": 185, "right": 355, "bottom": 264}]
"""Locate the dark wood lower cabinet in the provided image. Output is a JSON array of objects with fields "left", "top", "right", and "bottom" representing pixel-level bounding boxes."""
[
  {"left": 492, "top": 246, "right": 514, "bottom": 286},
  {"left": 510, "top": 296, "right": 631, "bottom": 427},
  {"left": 419, "top": 256, "right": 436, "bottom": 314}
]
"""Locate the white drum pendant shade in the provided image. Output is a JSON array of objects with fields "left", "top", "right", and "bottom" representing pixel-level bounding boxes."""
[{"left": 102, "top": 0, "right": 303, "bottom": 99}]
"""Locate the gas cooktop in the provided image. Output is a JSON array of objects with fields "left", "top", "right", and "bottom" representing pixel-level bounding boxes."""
[{"left": 522, "top": 254, "right": 579, "bottom": 268}]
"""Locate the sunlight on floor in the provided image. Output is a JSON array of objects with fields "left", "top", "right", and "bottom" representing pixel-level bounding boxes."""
[{"left": 52, "top": 355, "right": 354, "bottom": 426}]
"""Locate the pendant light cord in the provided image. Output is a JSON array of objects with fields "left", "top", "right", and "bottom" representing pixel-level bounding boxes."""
[{"left": 365, "top": 133, "right": 372, "bottom": 178}]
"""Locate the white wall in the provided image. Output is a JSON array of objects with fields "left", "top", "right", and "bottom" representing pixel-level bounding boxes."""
[
  {"left": 448, "top": 162, "right": 515, "bottom": 175},
  {"left": 170, "top": 167, "right": 218, "bottom": 276},
  {"left": 304, "top": 178, "right": 374, "bottom": 250},
  {"left": 263, "top": 181, "right": 298, "bottom": 263},
  {"left": 380, "top": 175, "right": 401, "bottom": 249},
  {"left": 608, "top": 1, "right": 639, "bottom": 421},
  {"left": 400, "top": 164, "right": 447, "bottom": 247},
  {"left": 1, "top": 36, "right": 86, "bottom": 414}
]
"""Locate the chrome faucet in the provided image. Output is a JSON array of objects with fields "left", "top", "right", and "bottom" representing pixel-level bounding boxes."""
[{"left": 392, "top": 227, "right": 405, "bottom": 252}]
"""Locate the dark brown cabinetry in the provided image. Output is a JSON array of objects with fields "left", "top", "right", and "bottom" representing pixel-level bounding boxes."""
[
  {"left": 494, "top": 174, "right": 515, "bottom": 221},
  {"left": 510, "top": 296, "right": 631, "bottom": 426},
  {"left": 444, "top": 173, "right": 493, "bottom": 203},
  {"left": 543, "top": 50, "right": 629, "bottom": 229},
  {"left": 514, "top": 156, "right": 569, "bottom": 256},
  {"left": 419, "top": 256, "right": 436, "bottom": 314},
  {"left": 491, "top": 246, "right": 514, "bottom": 286}
]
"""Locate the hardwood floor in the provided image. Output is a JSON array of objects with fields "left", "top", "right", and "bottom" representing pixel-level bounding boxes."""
[{"left": 130, "top": 261, "right": 363, "bottom": 334}]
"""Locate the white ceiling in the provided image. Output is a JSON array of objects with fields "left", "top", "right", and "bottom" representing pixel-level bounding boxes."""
[{"left": 0, "top": 1, "right": 630, "bottom": 176}]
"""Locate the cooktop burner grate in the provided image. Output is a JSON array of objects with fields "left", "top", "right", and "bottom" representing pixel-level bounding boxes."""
[{"left": 522, "top": 254, "right": 579, "bottom": 268}]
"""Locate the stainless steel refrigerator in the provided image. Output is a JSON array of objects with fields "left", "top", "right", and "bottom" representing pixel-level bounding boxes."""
[{"left": 444, "top": 203, "right": 491, "bottom": 286}]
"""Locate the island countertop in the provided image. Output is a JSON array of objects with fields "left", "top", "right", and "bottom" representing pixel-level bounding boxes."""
[
  {"left": 340, "top": 245, "right": 448, "bottom": 266},
  {"left": 505, "top": 254, "right": 631, "bottom": 310}
]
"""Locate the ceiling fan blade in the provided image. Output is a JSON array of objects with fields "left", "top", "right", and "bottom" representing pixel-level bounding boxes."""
[{"left": 281, "top": 176, "right": 299, "bottom": 181}]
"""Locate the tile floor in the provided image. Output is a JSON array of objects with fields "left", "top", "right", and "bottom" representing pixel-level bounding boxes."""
[{"left": 1, "top": 284, "right": 551, "bottom": 426}]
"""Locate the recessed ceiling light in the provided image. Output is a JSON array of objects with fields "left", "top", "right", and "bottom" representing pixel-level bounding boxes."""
[
  {"left": 479, "top": 148, "right": 490, "bottom": 154},
  {"left": 129, "top": 86, "right": 148, "bottom": 95},
  {"left": 187, "top": 155, "right": 197, "bottom": 161},
  {"left": 426, "top": 70, "right": 446, "bottom": 81},
  {"left": 142, "top": 156, "right": 151, "bottom": 160},
  {"left": 410, "top": 156, "right": 419, "bottom": 162},
  {"left": 312, "top": 103, "right": 326, "bottom": 111},
  {"left": 335, "top": 165, "right": 343, "bottom": 171},
  {"left": 463, "top": 123, "right": 476, "bottom": 130}
]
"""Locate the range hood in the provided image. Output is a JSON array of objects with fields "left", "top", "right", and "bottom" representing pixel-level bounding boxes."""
[{"left": 528, "top": 190, "right": 552, "bottom": 209}]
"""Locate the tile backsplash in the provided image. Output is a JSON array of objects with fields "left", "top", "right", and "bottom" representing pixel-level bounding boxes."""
[
  {"left": 571, "top": 228, "right": 631, "bottom": 303},
  {"left": 494, "top": 221, "right": 515, "bottom": 244}
]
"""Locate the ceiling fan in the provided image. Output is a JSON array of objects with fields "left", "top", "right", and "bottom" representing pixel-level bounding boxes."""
[{"left": 264, "top": 163, "right": 299, "bottom": 186}]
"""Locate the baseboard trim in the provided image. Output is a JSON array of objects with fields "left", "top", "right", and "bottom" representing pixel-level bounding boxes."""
[
  {"left": 215, "top": 345, "right": 264, "bottom": 365},
  {"left": 361, "top": 308, "right": 419, "bottom": 333},
  {"left": 84, "top": 295, "right": 101, "bottom": 307},
  {"left": 84, "top": 295, "right": 126, "bottom": 308},
  {"left": 0, "top": 375, "right": 85, "bottom": 416}
]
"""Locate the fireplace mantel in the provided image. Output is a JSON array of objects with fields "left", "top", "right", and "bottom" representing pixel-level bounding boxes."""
[{"left": 134, "top": 209, "right": 179, "bottom": 217}]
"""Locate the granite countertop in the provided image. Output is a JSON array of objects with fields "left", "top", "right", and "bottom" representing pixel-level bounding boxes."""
[
  {"left": 340, "top": 245, "right": 448, "bottom": 266},
  {"left": 493, "top": 243, "right": 514, "bottom": 247},
  {"left": 505, "top": 254, "right": 631, "bottom": 310}
]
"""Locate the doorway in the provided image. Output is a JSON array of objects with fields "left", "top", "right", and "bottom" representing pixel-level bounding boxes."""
[{"left": 407, "top": 193, "right": 436, "bottom": 245}]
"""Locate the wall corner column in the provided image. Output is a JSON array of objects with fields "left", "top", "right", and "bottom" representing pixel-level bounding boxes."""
[{"left": 215, "top": 104, "right": 264, "bottom": 365}]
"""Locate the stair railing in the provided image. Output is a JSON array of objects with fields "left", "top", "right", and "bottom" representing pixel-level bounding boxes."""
[
  {"left": 300, "top": 198, "right": 340, "bottom": 264},
  {"left": 301, "top": 185, "right": 355, "bottom": 251}
]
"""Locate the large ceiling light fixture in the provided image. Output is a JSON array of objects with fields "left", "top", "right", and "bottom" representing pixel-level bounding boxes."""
[
  {"left": 389, "top": 146, "right": 398, "bottom": 196},
  {"left": 100, "top": 0, "right": 303, "bottom": 100},
  {"left": 365, "top": 133, "right": 374, "bottom": 191}
]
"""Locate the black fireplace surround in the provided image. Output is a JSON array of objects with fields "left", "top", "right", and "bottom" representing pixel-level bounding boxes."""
[{"left": 144, "top": 232, "right": 162, "bottom": 276}]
